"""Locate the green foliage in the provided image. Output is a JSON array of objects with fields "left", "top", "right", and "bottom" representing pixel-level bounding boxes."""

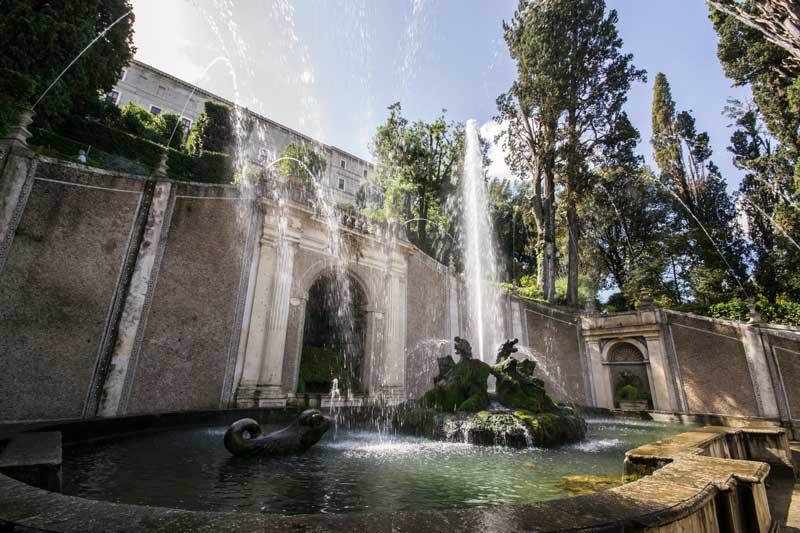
[
  {"left": 708, "top": 299, "right": 800, "bottom": 326},
  {"left": 276, "top": 143, "right": 327, "bottom": 183},
  {"left": 498, "top": 0, "right": 646, "bottom": 306},
  {"left": 29, "top": 127, "right": 149, "bottom": 174},
  {"left": 603, "top": 292, "right": 632, "bottom": 313},
  {"left": 187, "top": 100, "right": 233, "bottom": 155},
  {"left": 614, "top": 372, "right": 650, "bottom": 404},
  {"left": 297, "top": 346, "right": 346, "bottom": 394},
  {"left": 0, "top": 68, "right": 36, "bottom": 138},
  {"left": 554, "top": 276, "right": 597, "bottom": 307},
  {"left": 166, "top": 149, "right": 232, "bottom": 184},
  {"left": 651, "top": 73, "right": 749, "bottom": 305},
  {"left": 707, "top": 300, "right": 750, "bottom": 321},
  {"left": 54, "top": 116, "right": 163, "bottom": 171},
  {"left": 372, "top": 102, "right": 467, "bottom": 258},
  {"left": 109, "top": 102, "right": 184, "bottom": 149},
  {"left": 490, "top": 179, "right": 538, "bottom": 282},
  {"left": 0, "top": 0, "right": 135, "bottom": 125}
]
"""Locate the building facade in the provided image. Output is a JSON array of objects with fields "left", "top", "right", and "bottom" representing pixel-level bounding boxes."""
[{"left": 109, "top": 60, "right": 373, "bottom": 205}]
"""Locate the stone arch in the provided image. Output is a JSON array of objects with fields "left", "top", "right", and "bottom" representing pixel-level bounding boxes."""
[
  {"left": 294, "top": 258, "right": 376, "bottom": 308},
  {"left": 607, "top": 341, "right": 646, "bottom": 363},
  {"left": 294, "top": 267, "right": 371, "bottom": 396},
  {"left": 602, "top": 339, "right": 653, "bottom": 410}
]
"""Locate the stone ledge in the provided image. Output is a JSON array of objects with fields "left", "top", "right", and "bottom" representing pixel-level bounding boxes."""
[
  {"left": 0, "top": 426, "right": 792, "bottom": 531},
  {"left": 0, "top": 431, "right": 62, "bottom": 493}
]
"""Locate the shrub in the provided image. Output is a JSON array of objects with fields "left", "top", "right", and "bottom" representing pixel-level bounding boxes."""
[
  {"left": 603, "top": 291, "right": 631, "bottom": 313},
  {"left": 29, "top": 127, "right": 151, "bottom": 175},
  {"left": 110, "top": 103, "right": 184, "bottom": 148},
  {"left": 0, "top": 68, "right": 36, "bottom": 138},
  {"left": 614, "top": 371, "right": 650, "bottom": 405},
  {"left": 56, "top": 116, "right": 164, "bottom": 171},
  {"left": 166, "top": 149, "right": 232, "bottom": 184},
  {"left": 707, "top": 300, "right": 749, "bottom": 322},
  {"left": 187, "top": 100, "right": 233, "bottom": 155},
  {"left": 276, "top": 142, "right": 327, "bottom": 183},
  {"left": 707, "top": 299, "right": 800, "bottom": 326}
]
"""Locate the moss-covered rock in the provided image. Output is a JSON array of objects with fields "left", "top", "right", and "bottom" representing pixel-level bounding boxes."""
[
  {"left": 559, "top": 475, "right": 622, "bottom": 496},
  {"left": 421, "top": 358, "right": 492, "bottom": 413},
  {"left": 492, "top": 357, "right": 557, "bottom": 413},
  {"left": 514, "top": 408, "right": 587, "bottom": 447},
  {"left": 394, "top": 406, "right": 587, "bottom": 448}
]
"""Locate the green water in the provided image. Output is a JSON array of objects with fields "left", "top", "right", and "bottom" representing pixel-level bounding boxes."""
[{"left": 62, "top": 418, "right": 691, "bottom": 515}]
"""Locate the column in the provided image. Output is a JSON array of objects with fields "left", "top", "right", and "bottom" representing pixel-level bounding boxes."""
[
  {"left": 236, "top": 208, "right": 300, "bottom": 407},
  {"left": 378, "top": 255, "right": 406, "bottom": 403}
]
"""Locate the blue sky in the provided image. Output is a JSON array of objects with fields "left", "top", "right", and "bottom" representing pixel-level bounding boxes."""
[{"left": 130, "top": 0, "right": 750, "bottom": 190}]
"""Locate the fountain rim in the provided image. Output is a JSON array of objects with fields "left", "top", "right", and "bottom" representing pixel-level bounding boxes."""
[{"left": 0, "top": 407, "right": 788, "bottom": 532}]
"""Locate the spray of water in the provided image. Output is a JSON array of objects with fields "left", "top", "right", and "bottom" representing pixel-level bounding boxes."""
[
  {"left": 32, "top": 10, "right": 133, "bottom": 110},
  {"left": 459, "top": 120, "right": 505, "bottom": 364}
]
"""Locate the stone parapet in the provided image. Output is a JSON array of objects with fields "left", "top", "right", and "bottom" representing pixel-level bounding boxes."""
[{"left": 0, "top": 425, "right": 791, "bottom": 531}]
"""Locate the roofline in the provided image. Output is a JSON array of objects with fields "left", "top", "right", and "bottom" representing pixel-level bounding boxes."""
[{"left": 129, "top": 59, "right": 374, "bottom": 167}]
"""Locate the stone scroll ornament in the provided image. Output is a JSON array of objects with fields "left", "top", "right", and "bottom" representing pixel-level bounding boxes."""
[{"left": 224, "top": 409, "right": 331, "bottom": 457}]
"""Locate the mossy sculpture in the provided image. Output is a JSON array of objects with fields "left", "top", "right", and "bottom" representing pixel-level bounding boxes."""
[{"left": 396, "top": 337, "right": 587, "bottom": 448}]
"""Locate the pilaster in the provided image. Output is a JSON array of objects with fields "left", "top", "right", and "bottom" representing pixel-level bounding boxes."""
[{"left": 97, "top": 181, "right": 173, "bottom": 417}]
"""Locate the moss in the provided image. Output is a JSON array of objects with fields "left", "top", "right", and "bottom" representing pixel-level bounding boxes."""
[
  {"left": 492, "top": 358, "right": 558, "bottom": 413},
  {"left": 420, "top": 358, "right": 491, "bottom": 413},
  {"left": 559, "top": 475, "right": 622, "bottom": 496},
  {"left": 514, "top": 409, "right": 587, "bottom": 448}
]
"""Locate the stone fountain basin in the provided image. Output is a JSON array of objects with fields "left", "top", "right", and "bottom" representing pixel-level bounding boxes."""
[{"left": 0, "top": 408, "right": 793, "bottom": 532}]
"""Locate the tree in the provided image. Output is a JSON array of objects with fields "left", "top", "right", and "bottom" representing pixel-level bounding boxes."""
[
  {"left": 187, "top": 100, "right": 234, "bottom": 156},
  {"left": 0, "top": 1, "right": 135, "bottom": 124},
  {"left": 707, "top": 0, "right": 800, "bottom": 66},
  {"left": 371, "top": 103, "right": 465, "bottom": 256},
  {"left": 727, "top": 100, "right": 800, "bottom": 301},
  {"left": 582, "top": 165, "right": 672, "bottom": 307},
  {"left": 651, "top": 73, "right": 749, "bottom": 304},
  {"left": 498, "top": 0, "right": 645, "bottom": 306},
  {"left": 276, "top": 143, "right": 327, "bottom": 183},
  {"left": 489, "top": 179, "right": 538, "bottom": 283},
  {"left": 496, "top": 3, "right": 566, "bottom": 303}
]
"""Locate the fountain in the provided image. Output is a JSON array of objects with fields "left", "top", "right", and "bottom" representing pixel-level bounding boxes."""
[
  {"left": 459, "top": 120, "right": 505, "bottom": 366},
  {"left": 393, "top": 336, "right": 587, "bottom": 448}
]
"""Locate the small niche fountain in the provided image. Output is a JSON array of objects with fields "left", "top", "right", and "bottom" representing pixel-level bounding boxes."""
[{"left": 394, "top": 337, "right": 587, "bottom": 448}]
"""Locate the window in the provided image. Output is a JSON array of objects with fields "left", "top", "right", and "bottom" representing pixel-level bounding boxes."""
[
  {"left": 340, "top": 160, "right": 346, "bottom": 169},
  {"left": 338, "top": 178, "right": 345, "bottom": 190},
  {"left": 105, "top": 90, "right": 120, "bottom": 105},
  {"left": 258, "top": 147, "right": 271, "bottom": 163},
  {"left": 363, "top": 169, "right": 368, "bottom": 178},
  {"left": 121, "top": 68, "right": 128, "bottom": 82},
  {"left": 180, "top": 117, "right": 192, "bottom": 131},
  {"left": 150, "top": 105, "right": 162, "bottom": 115}
]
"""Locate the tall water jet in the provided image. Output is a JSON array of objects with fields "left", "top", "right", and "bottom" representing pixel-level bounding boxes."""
[{"left": 460, "top": 120, "right": 504, "bottom": 366}]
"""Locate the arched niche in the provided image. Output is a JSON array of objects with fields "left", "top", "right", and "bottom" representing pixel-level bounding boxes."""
[
  {"left": 602, "top": 340, "right": 653, "bottom": 410},
  {"left": 296, "top": 269, "right": 369, "bottom": 395}
]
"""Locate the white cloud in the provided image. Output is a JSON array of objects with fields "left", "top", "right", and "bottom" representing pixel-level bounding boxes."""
[{"left": 479, "top": 119, "right": 513, "bottom": 181}]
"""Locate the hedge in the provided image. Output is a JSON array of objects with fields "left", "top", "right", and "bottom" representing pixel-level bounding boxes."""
[
  {"left": 166, "top": 148, "right": 232, "bottom": 184},
  {"left": 56, "top": 116, "right": 164, "bottom": 171},
  {"left": 708, "top": 299, "right": 800, "bottom": 326},
  {"left": 29, "top": 128, "right": 150, "bottom": 175}
]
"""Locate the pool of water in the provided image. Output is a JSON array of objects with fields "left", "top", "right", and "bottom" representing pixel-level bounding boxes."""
[{"left": 62, "top": 418, "right": 691, "bottom": 515}]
